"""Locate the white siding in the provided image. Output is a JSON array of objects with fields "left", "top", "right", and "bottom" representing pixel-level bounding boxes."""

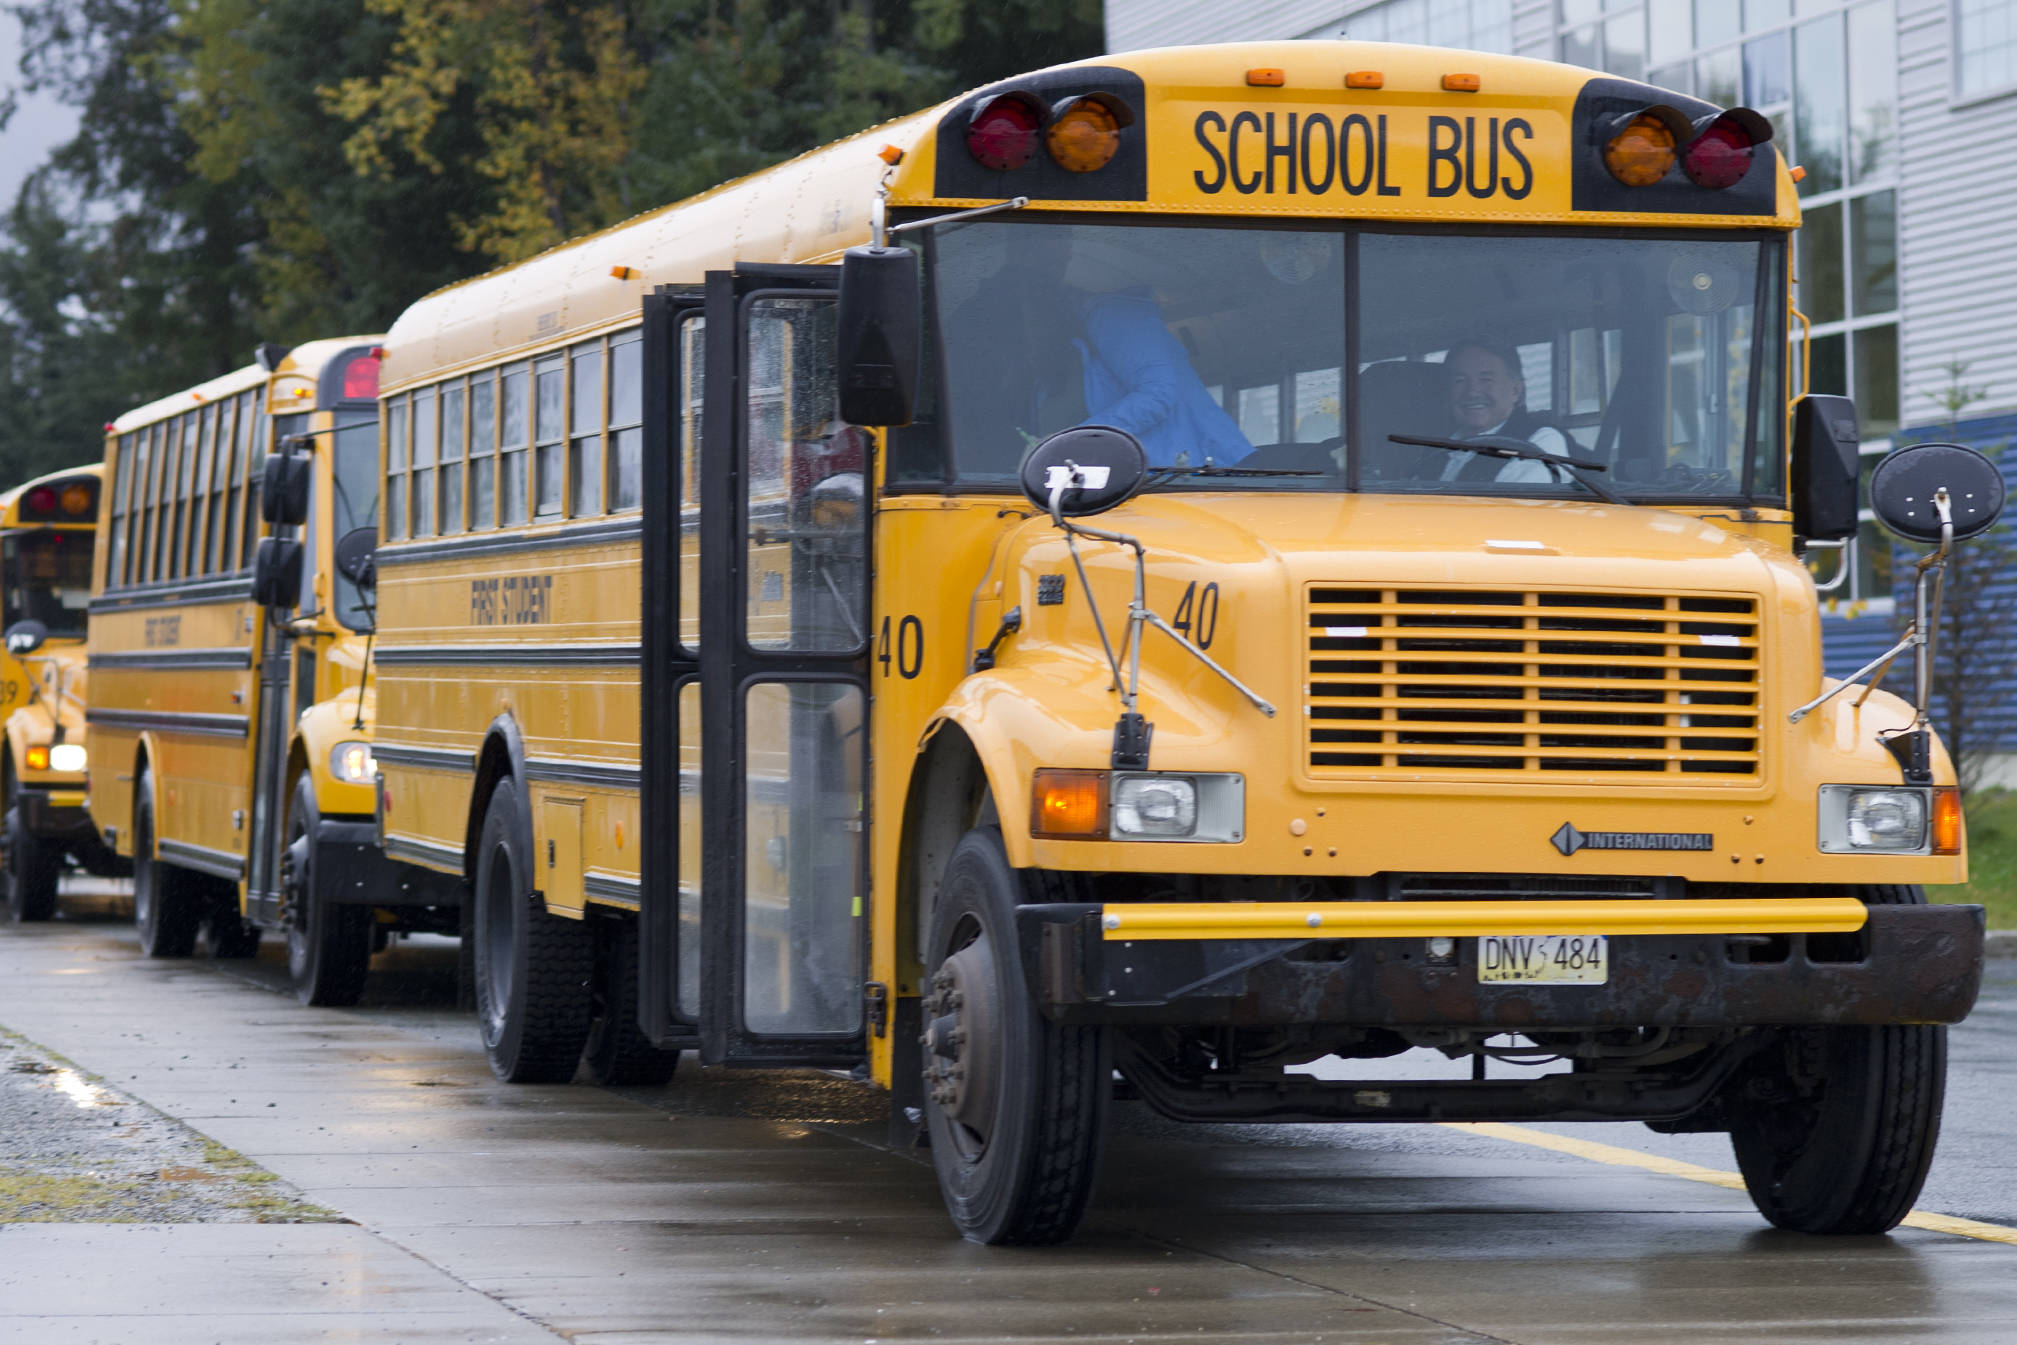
[
  {"left": 1896, "top": 0, "right": 2017, "bottom": 423},
  {"left": 1510, "top": 0, "right": 1557, "bottom": 57},
  {"left": 1105, "top": 0, "right": 1340, "bottom": 52}
]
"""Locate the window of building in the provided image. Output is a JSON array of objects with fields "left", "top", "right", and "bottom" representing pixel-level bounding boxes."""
[
  {"left": 1305, "top": 0, "right": 1514, "bottom": 53},
  {"left": 1957, "top": 0, "right": 2017, "bottom": 98}
]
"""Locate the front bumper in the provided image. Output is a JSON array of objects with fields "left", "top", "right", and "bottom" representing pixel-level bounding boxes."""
[
  {"left": 17, "top": 787, "right": 93, "bottom": 839},
  {"left": 1018, "top": 900, "right": 1984, "bottom": 1028}
]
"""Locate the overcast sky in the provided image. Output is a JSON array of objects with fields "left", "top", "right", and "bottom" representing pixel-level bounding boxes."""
[{"left": 0, "top": 13, "right": 79, "bottom": 209}]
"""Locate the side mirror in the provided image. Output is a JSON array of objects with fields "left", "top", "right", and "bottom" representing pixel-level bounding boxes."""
[
  {"left": 333, "top": 526, "right": 378, "bottom": 588},
  {"left": 1791, "top": 394, "right": 1860, "bottom": 542},
  {"left": 260, "top": 452, "right": 311, "bottom": 526},
  {"left": 1868, "top": 441, "right": 2006, "bottom": 545},
  {"left": 4, "top": 620, "right": 47, "bottom": 656},
  {"left": 835, "top": 245, "right": 920, "bottom": 427},
  {"left": 1018, "top": 426, "right": 1148, "bottom": 519},
  {"left": 252, "top": 537, "right": 303, "bottom": 609}
]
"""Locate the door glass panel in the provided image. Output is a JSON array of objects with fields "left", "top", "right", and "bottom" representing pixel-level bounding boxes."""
[
  {"left": 679, "top": 312, "right": 705, "bottom": 654},
  {"left": 741, "top": 680, "right": 863, "bottom": 1035},
  {"left": 677, "top": 679, "right": 701, "bottom": 1022},
  {"left": 742, "top": 296, "right": 864, "bottom": 652}
]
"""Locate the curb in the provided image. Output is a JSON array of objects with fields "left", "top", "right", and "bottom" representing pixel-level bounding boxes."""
[{"left": 1988, "top": 930, "right": 2017, "bottom": 960}]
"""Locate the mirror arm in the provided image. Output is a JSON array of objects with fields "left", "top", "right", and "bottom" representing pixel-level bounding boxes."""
[
  {"left": 1804, "top": 537, "right": 1852, "bottom": 595},
  {"left": 887, "top": 196, "right": 1029, "bottom": 237}
]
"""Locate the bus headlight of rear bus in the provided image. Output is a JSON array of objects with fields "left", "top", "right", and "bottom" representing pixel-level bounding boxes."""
[
  {"left": 1030, "top": 769, "right": 1243, "bottom": 842},
  {"left": 330, "top": 741, "right": 377, "bottom": 785},
  {"left": 1817, "top": 784, "right": 1961, "bottom": 855},
  {"left": 48, "top": 743, "right": 86, "bottom": 774}
]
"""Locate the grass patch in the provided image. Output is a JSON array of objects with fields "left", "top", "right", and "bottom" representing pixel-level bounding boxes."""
[{"left": 1931, "top": 790, "right": 2017, "bottom": 929}]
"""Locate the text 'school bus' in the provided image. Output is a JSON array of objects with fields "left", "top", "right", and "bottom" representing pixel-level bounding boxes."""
[
  {"left": 90, "top": 339, "right": 458, "bottom": 1002},
  {"left": 368, "top": 41, "right": 1995, "bottom": 1244},
  {"left": 0, "top": 464, "right": 124, "bottom": 921}
]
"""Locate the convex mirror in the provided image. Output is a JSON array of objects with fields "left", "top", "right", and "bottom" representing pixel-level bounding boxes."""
[
  {"left": 252, "top": 536, "right": 303, "bottom": 608},
  {"left": 5, "top": 620, "right": 47, "bottom": 656},
  {"left": 260, "top": 451, "right": 311, "bottom": 526},
  {"left": 334, "top": 526, "right": 378, "bottom": 588},
  {"left": 1018, "top": 426, "right": 1148, "bottom": 518},
  {"left": 1867, "top": 441, "right": 2006, "bottom": 544},
  {"left": 836, "top": 245, "right": 920, "bottom": 427}
]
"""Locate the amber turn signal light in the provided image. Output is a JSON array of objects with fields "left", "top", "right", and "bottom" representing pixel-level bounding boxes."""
[
  {"left": 1031, "top": 769, "right": 1108, "bottom": 840},
  {"left": 25, "top": 746, "right": 48, "bottom": 771},
  {"left": 1047, "top": 99, "right": 1123, "bottom": 173},
  {"left": 1933, "top": 787, "right": 1963, "bottom": 856}
]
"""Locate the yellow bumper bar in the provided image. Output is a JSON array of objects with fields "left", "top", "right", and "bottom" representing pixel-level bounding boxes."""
[{"left": 1099, "top": 897, "right": 1869, "bottom": 941}]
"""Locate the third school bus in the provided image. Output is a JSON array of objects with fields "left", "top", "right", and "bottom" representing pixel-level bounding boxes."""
[{"left": 370, "top": 42, "right": 1994, "bottom": 1244}]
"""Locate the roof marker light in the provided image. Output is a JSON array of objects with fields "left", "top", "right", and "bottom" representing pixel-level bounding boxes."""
[
  {"left": 1246, "top": 67, "right": 1285, "bottom": 86},
  {"left": 965, "top": 93, "right": 1043, "bottom": 171},
  {"left": 877, "top": 144, "right": 904, "bottom": 165},
  {"left": 1442, "top": 73, "right": 1481, "bottom": 91},
  {"left": 609, "top": 265, "right": 638, "bottom": 280},
  {"left": 1345, "top": 71, "right": 1384, "bottom": 89}
]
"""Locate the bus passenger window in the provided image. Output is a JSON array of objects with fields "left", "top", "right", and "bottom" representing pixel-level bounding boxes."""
[
  {"left": 534, "top": 356, "right": 564, "bottom": 518},
  {"left": 609, "top": 334, "right": 642, "bottom": 512},
  {"left": 441, "top": 380, "right": 466, "bottom": 535},
  {"left": 108, "top": 433, "right": 131, "bottom": 586},
  {"left": 470, "top": 372, "right": 497, "bottom": 530},
  {"left": 412, "top": 388, "right": 438, "bottom": 538},
  {"left": 570, "top": 341, "right": 603, "bottom": 518},
  {"left": 386, "top": 396, "right": 409, "bottom": 542},
  {"left": 208, "top": 399, "right": 235, "bottom": 573},
  {"left": 239, "top": 391, "right": 264, "bottom": 569},
  {"left": 500, "top": 364, "right": 529, "bottom": 526}
]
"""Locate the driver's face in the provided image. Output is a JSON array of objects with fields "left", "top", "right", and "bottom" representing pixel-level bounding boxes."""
[{"left": 1449, "top": 347, "right": 1521, "bottom": 434}]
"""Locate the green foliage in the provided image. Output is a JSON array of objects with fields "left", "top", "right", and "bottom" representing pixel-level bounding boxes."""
[
  {"left": 1934, "top": 788, "right": 2017, "bottom": 930},
  {"left": 0, "top": 0, "right": 1104, "bottom": 467}
]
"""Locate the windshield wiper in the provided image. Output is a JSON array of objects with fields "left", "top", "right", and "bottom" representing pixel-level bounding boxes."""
[
  {"left": 1147, "top": 464, "right": 1324, "bottom": 482},
  {"left": 1387, "top": 433, "right": 1628, "bottom": 507}
]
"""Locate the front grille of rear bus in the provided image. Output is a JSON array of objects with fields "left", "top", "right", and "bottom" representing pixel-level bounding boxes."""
[{"left": 1306, "top": 587, "right": 1760, "bottom": 782}]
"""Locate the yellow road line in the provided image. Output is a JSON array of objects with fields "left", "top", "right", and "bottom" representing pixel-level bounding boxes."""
[{"left": 1442, "top": 1120, "right": 2017, "bottom": 1247}]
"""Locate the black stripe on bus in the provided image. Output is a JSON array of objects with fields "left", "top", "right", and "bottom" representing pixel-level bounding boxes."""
[
  {"left": 383, "top": 832, "right": 464, "bottom": 874},
  {"left": 373, "top": 517, "right": 643, "bottom": 569},
  {"left": 524, "top": 758, "right": 640, "bottom": 790},
  {"left": 372, "top": 644, "right": 641, "bottom": 668},
  {"left": 91, "top": 575, "right": 255, "bottom": 614},
  {"left": 372, "top": 743, "right": 478, "bottom": 774},
  {"left": 85, "top": 708, "right": 249, "bottom": 739},
  {"left": 88, "top": 648, "right": 254, "bottom": 672},
  {"left": 584, "top": 871, "right": 641, "bottom": 907},
  {"left": 157, "top": 838, "right": 246, "bottom": 881}
]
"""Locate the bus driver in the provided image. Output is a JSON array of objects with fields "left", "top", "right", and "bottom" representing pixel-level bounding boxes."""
[{"left": 1440, "top": 335, "right": 1567, "bottom": 486}]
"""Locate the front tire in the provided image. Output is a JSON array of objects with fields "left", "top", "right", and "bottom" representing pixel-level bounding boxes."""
[
  {"left": 922, "top": 827, "right": 1109, "bottom": 1245},
  {"left": 583, "top": 917, "right": 681, "bottom": 1087},
  {"left": 132, "top": 769, "right": 199, "bottom": 958},
  {"left": 284, "top": 774, "right": 372, "bottom": 1005},
  {"left": 3, "top": 772, "right": 60, "bottom": 922},
  {"left": 1728, "top": 884, "right": 1945, "bottom": 1234},
  {"left": 472, "top": 775, "right": 593, "bottom": 1082}
]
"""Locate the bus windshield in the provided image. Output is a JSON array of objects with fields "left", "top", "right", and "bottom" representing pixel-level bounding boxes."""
[
  {"left": 332, "top": 409, "right": 379, "bottom": 630},
  {"left": 2, "top": 530, "right": 93, "bottom": 640},
  {"left": 921, "top": 221, "right": 1784, "bottom": 505}
]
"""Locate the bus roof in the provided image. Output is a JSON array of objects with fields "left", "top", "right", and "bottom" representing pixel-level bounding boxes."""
[
  {"left": 0, "top": 462, "right": 102, "bottom": 531},
  {"left": 381, "top": 40, "right": 1798, "bottom": 394},
  {"left": 109, "top": 336, "right": 385, "bottom": 435}
]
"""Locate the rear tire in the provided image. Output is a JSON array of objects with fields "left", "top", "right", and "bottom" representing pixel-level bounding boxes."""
[
  {"left": 921, "top": 826, "right": 1108, "bottom": 1245},
  {"left": 472, "top": 776, "right": 593, "bottom": 1082},
  {"left": 284, "top": 774, "right": 372, "bottom": 1006},
  {"left": 132, "top": 770, "right": 199, "bottom": 958},
  {"left": 1728, "top": 884, "right": 1945, "bottom": 1234},
  {"left": 584, "top": 917, "right": 681, "bottom": 1087},
  {"left": 3, "top": 772, "right": 60, "bottom": 923}
]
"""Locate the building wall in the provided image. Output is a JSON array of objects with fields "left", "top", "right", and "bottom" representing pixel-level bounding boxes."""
[
  {"left": 1104, "top": 0, "right": 1335, "bottom": 53},
  {"left": 1896, "top": 0, "right": 2017, "bottom": 425}
]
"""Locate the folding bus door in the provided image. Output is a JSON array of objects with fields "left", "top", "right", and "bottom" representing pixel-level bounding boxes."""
[{"left": 646, "top": 264, "right": 870, "bottom": 1069}]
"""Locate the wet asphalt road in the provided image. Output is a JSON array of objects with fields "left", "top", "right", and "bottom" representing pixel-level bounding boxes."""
[{"left": 3, "top": 890, "right": 2016, "bottom": 1343}]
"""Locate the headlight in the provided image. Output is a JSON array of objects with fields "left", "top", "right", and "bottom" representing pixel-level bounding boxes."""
[
  {"left": 1818, "top": 785, "right": 1949, "bottom": 854},
  {"left": 330, "top": 741, "right": 377, "bottom": 784},
  {"left": 48, "top": 743, "right": 87, "bottom": 773},
  {"left": 1112, "top": 775, "right": 1198, "bottom": 837}
]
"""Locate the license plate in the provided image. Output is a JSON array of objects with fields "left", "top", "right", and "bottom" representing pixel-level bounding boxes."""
[{"left": 1476, "top": 934, "right": 1608, "bottom": 985}]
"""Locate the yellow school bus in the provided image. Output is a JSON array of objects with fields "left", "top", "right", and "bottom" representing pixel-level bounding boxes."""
[
  {"left": 371, "top": 42, "right": 1993, "bottom": 1244},
  {"left": 0, "top": 464, "right": 120, "bottom": 920},
  {"left": 90, "top": 339, "right": 457, "bottom": 1000}
]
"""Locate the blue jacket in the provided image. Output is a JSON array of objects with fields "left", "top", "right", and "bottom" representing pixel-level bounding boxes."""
[{"left": 1074, "top": 289, "right": 1252, "bottom": 468}]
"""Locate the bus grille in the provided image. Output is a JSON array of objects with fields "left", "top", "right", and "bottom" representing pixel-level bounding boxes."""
[{"left": 1306, "top": 586, "right": 1760, "bottom": 782}]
